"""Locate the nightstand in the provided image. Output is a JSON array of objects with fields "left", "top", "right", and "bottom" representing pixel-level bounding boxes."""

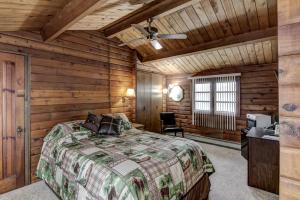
[{"left": 132, "top": 123, "right": 144, "bottom": 130}]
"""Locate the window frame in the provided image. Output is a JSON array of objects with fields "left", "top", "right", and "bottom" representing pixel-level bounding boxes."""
[
  {"left": 194, "top": 81, "right": 213, "bottom": 114},
  {"left": 192, "top": 76, "right": 240, "bottom": 117}
]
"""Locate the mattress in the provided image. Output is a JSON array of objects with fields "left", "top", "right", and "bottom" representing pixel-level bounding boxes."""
[{"left": 36, "top": 121, "right": 214, "bottom": 200}]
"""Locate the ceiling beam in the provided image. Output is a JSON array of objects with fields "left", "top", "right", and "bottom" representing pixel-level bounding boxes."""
[
  {"left": 142, "top": 27, "right": 278, "bottom": 63},
  {"left": 101, "top": 0, "right": 191, "bottom": 37},
  {"left": 41, "top": 0, "right": 106, "bottom": 41}
]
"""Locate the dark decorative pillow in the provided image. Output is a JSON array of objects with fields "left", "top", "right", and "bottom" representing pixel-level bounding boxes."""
[
  {"left": 114, "top": 113, "right": 132, "bottom": 130},
  {"left": 98, "top": 115, "right": 124, "bottom": 136},
  {"left": 82, "top": 113, "right": 101, "bottom": 133}
]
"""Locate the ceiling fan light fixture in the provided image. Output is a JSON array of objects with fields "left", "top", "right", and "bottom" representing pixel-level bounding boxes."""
[{"left": 151, "top": 40, "right": 163, "bottom": 50}]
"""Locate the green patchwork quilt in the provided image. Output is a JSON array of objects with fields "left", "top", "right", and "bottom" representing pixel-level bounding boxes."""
[{"left": 36, "top": 121, "right": 214, "bottom": 200}]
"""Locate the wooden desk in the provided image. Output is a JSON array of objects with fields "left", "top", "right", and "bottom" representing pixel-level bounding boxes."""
[{"left": 247, "top": 128, "right": 279, "bottom": 194}]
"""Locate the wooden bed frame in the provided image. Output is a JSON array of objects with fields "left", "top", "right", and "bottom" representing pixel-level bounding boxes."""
[
  {"left": 183, "top": 173, "right": 211, "bottom": 200},
  {"left": 46, "top": 173, "right": 211, "bottom": 200}
]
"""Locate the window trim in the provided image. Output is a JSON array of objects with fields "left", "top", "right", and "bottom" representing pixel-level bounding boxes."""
[{"left": 191, "top": 74, "right": 241, "bottom": 117}]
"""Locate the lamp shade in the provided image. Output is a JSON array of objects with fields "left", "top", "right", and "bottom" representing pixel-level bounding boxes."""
[{"left": 126, "top": 88, "right": 135, "bottom": 97}]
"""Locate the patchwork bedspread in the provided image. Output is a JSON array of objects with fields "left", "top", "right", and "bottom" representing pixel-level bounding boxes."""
[{"left": 36, "top": 121, "right": 214, "bottom": 200}]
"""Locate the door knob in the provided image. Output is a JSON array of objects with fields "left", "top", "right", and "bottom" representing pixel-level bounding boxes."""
[{"left": 16, "top": 126, "right": 23, "bottom": 136}]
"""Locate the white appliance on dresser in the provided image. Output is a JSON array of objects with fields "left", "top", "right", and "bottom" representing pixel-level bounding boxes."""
[
  {"left": 246, "top": 114, "right": 272, "bottom": 128},
  {"left": 241, "top": 114, "right": 272, "bottom": 159}
]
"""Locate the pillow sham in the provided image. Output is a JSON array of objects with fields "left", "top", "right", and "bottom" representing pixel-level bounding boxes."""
[
  {"left": 98, "top": 115, "right": 124, "bottom": 136},
  {"left": 82, "top": 113, "right": 101, "bottom": 133},
  {"left": 113, "top": 113, "right": 132, "bottom": 130}
]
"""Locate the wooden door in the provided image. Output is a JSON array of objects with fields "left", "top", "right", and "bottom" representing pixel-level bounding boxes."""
[
  {"left": 136, "top": 71, "right": 163, "bottom": 132},
  {"left": 150, "top": 73, "right": 163, "bottom": 132},
  {"left": 0, "top": 52, "right": 25, "bottom": 193},
  {"left": 136, "top": 71, "right": 151, "bottom": 130}
]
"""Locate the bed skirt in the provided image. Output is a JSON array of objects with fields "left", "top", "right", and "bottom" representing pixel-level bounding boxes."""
[{"left": 45, "top": 173, "right": 211, "bottom": 200}]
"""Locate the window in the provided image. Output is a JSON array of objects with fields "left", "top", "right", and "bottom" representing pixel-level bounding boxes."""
[
  {"left": 192, "top": 74, "right": 240, "bottom": 130},
  {"left": 195, "top": 82, "right": 211, "bottom": 112},
  {"left": 215, "top": 80, "right": 237, "bottom": 114}
]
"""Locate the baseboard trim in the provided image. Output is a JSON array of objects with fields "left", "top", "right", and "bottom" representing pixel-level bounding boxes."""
[{"left": 167, "top": 132, "right": 241, "bottom": 150}]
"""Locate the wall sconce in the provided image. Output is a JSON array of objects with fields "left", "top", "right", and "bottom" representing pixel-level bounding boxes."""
[
  {"left": 126, "top": 88, "right": 135, "bottom": 97},
  {"left": 122, "top": 88, "right": 135, "bottom": 103}
]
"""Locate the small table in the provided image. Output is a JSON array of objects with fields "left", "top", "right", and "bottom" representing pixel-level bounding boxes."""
[{"left": 132, "top": 123, "right": 144, "bottom": 130}]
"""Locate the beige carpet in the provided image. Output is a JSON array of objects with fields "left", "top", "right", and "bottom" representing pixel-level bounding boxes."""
[{"left": 0, "top": 143, "right": 279, "bottom": 200}]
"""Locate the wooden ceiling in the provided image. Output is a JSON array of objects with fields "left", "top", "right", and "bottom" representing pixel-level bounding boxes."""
[
  {"left": 69, "top": 0, "right": 144, "bottom": 30},
  {"left": 0, "top": 0, "right": 146, "bottom": 31},
  {"left": 115, "top": 0, "right": 278, "bottom": 74},
  {"left": 0, "top": 0, "right": 70, "bottom": 31},
  {"left": 0, "top": 0, "right": 278, "bottom": 74},
  {"left": 139, "top": 37, "right": 277, "bottom": 74},
  {"left": 116, "top": 0, "right": 277, "bottom": 57}
]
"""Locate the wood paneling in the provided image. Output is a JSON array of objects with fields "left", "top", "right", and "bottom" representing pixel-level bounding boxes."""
[
  {"left": 166, "top": 64, "right": 278, "bottom": 142},
  {"left": 0, "top": 31, "right": 136, "bottom": 183},
  {"left": 142, "top": 27, "right": 277, "bottom": 63},
  {"left": 116, "top": 0, "right": 277, "bottom": 59},
  {"left": 278, "top": 1, "right": 300, "bottom": 199},
  {"left": 0, "top": 0, "right": 70, "bottom": 31},
  {"left": 139, "top": 38, "right": 277, "bottom": 74},
  {"left": 101, "top": 0, "right": 191, "bottom": 37},
  {"left": 0, "top": 0, "right": 146, "bottom": 32},
  {"left": 69, "top": 0, "right": 145, "bottom": 30},
  {"left": 41, "top": 0, "right": 106, "bottom": 41}
]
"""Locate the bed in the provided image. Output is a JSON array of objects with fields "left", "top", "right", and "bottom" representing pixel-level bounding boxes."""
[{"left": 36, "top": 120, "right": 214, "bottom": 200}]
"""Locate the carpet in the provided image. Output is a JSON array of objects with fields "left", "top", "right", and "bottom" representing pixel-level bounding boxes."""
[{"left": 0, "top": 143, "right": 279, "bottom": 200}]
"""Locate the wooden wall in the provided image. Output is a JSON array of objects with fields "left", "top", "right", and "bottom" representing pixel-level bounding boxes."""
[
  {"left": 166, "top": 63, "right": 278, "bottom": 142},
  {"left": 0, "top": 31, "right": 136, "bottom": 183},
  {"left": 278, "top": 1, "right": 300, "bottom": 199}
]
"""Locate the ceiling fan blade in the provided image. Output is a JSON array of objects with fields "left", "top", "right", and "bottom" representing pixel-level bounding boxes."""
[
  {"left": 118, "top": 37, "right": 144, "bottom": 47},
  {"left": 128, "top": 0, "right": 152, "bottom": 5},
  {"left": 132, "top": 24, "right": 150, "bottom": 37},
  {"left": 157, "top": 34, "right": 187, "bottom": 40},
  {"left": 150, "top": 40, "right": 163, "bottom": 50}
]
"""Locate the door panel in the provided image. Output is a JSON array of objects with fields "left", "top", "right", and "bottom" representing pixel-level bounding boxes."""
[
  {"left": 0, "top": 53, "right": 25, "bottom": 193},
  {"left": 136, "top": 71, "right": 145, "bottom": 127},
  {"left": 136, "top": 71, "right": 163, "bottom": 133},
  {"left": 136, "top": 71, "right": 151, "bottom": 130},
  {"left": 151, "top": 73, "right": 163, "bottom": 132}
]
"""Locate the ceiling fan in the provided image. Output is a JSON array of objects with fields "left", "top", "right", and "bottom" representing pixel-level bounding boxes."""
[{"left": 119, "top": 18, "right": 188, "bottom": 50}]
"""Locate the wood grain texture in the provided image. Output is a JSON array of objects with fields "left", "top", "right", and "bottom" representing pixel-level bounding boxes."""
[
  {"left": 116, "top": 0, "right": 277, "bottom": 61},
  {"left": 0, "top": 31, "right": 136, "bottom": 183},
  {"left": 142, "top": 27, "right": 277, "bottom": 63},
  {"left": 166, "top": 64, "right": 278, "bottom": 142},
  {"left": 0, "top": 0, "right": 70, "bottom": 31},
  {"left": 0, "top": 53, "right": 25, "bottom": 192},
  {"left": 101, "top": 0, "right": 190, "bottom": 37},
  {"left": 41, "top": 0, "right": 107, "bottom": 41},
  {"left": 69, "top": 0, "right": 144, "bottom": 31},
  {"left": 280, "top": 177, "right": 300, "bottom": 200},
  {"left": 278, "top": 0, "right": 300, "bottom": 199},
  {"left": 248, "top": 137, "right": 279, "bottom": 194},
  {"left": 139, "top": 37, "right": 277, "bottom": 74},
  {"left": 278, "top": 0, "right": 300, "bottom": 26},
  {"left": 136, "top": 71, "right": 164, "bottom": 132}
]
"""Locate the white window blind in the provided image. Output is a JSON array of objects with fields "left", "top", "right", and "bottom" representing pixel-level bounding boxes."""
[{"left": 191, "top": 74, "right": 240, "bottom": 131}]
